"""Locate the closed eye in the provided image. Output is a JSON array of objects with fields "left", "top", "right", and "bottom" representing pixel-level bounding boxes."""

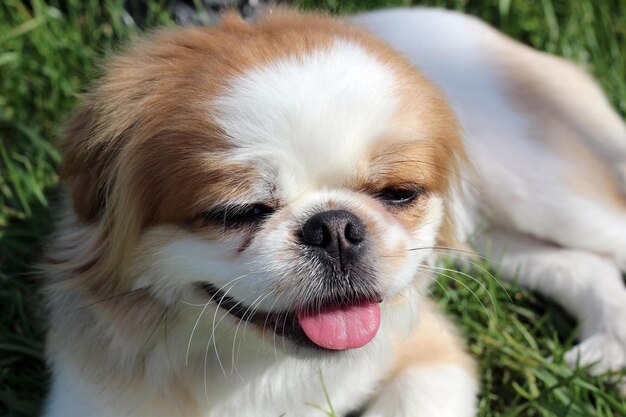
[{"left": 203, "top": 203, "right": 276, "bottom": 227}]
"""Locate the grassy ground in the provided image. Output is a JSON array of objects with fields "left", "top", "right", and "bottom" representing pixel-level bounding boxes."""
[{"left": 1, "top": 0, "right": 625, "bottom": 416}]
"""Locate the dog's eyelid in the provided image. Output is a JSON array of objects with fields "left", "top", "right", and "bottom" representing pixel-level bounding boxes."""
[{"left": 201, "top": 202, "right": 277, "bottom": 225}]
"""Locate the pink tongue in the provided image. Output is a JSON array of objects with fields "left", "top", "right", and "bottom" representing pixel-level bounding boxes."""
[{"left": 297, "top": 302, "right": 381, "bottom": 350}]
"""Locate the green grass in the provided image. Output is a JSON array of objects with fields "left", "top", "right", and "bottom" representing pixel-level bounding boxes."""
[{"left": 1, "top": 1, "right": 625, "bottom": 416}]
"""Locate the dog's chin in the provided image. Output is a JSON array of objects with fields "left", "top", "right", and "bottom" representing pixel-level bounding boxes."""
[{"left": 198, "top": 282, "right": 384, "bottom": 355}]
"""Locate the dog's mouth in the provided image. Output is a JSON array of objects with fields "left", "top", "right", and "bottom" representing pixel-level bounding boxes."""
[{"left": 199, "top": 283, "right": 382, "bottom": 351}]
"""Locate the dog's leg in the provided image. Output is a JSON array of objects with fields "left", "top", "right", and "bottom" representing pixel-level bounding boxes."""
[
  {"left": 474, "top": 228, "right": 626, "bottom": 374},
  {"left": 362, "top": 302, "right": 478, "bottom": 417}
]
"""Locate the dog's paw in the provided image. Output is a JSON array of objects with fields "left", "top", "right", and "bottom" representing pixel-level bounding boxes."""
[{"left": 564, "top": 333, "right": 626, "bottom": 374}]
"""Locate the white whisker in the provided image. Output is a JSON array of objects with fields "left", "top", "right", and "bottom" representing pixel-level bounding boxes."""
[
  {"left": 424, "top": 264, "right": 498, "bottom": 314},
  {"left": 185, "top": 274, "right": 249, "bottom": 365}
]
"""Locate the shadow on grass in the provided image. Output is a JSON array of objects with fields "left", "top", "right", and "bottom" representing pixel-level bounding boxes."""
[{"left": 0, "top": 188, "right": 60, "bottom": 417}]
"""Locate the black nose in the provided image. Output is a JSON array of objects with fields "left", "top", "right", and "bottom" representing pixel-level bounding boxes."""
[{"left": 300, "top": 210, "right": 366, "bottom": 271}]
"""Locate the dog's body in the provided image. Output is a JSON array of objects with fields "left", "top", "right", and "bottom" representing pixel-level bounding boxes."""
[{"left": 42, "top": 7, "right": 626, "bottom": 417}]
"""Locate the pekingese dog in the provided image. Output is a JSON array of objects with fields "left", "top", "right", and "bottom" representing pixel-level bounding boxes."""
[{"left": 42, "top": 7, "right": 626, "bottom": 417}]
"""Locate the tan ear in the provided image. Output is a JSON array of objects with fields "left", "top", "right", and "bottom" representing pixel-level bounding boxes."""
[{"left": 60, "top": 105, "right": 110, "bottom": 223}]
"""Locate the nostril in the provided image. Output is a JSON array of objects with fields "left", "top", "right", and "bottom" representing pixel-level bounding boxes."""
[
  {"left": 300, "top": 217, "right": 328, "bottom": 247},
  {"left": 301, "top": 223, "right": 326, "bottom": 247},
  {"left": 344, "top": 221, "right": 364, "bottom": 244}
]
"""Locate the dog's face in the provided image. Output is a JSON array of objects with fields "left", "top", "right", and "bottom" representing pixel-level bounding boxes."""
[{"left": 60, "top": 13, "right": 463, "bottom": 353}]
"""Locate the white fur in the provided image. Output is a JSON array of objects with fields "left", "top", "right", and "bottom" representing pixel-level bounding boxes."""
[
  {"left": 213, "top": 40, "right": 401, "bottom": 199},
  {"left": 44, "top": 287, "right": 424, "bottom": 417}
]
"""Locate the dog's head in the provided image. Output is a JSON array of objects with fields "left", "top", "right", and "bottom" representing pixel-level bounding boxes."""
[{"left": 56, "top": 11, "right": 463, "bottom": 353}]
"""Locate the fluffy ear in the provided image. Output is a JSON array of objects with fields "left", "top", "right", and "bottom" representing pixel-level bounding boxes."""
[{"left": 60, "top": 105, "right": 110, "bottom": 223}]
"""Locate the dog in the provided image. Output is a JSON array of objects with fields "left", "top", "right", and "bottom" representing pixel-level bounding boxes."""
[{"left": 41, "top": 7, "right": 626, "bottom": 417}]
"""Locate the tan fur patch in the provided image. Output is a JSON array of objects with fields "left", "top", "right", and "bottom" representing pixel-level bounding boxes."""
[{"left": 387, "top": 300, "right": 476, "bottom": 380}]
